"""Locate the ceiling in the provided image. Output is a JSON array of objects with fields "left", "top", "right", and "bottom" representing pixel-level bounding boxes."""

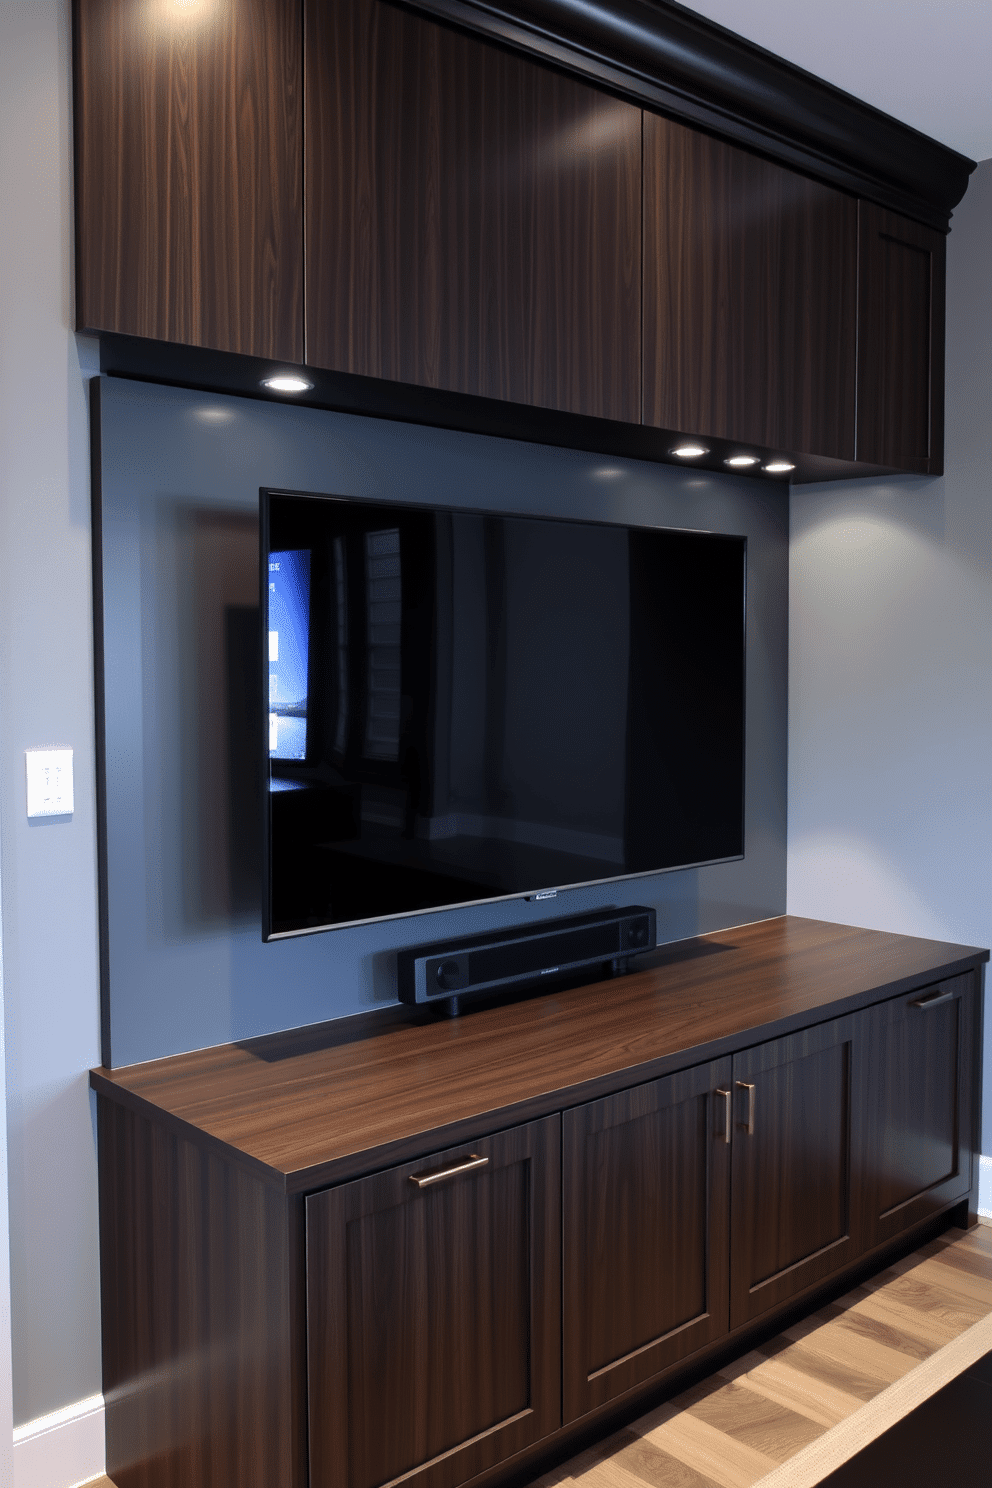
[{"left": 678, "top": 0, "right": 992, "bottom": 162}]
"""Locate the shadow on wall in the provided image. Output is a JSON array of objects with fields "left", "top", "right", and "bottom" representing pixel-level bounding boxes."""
[{"left": 144, "top": 501, "right": 261, "bottom": 937}]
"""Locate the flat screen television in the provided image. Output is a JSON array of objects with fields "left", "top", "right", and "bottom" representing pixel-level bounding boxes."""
[{"left": 262, "top": 490, "right": 746, "bottom": 939}]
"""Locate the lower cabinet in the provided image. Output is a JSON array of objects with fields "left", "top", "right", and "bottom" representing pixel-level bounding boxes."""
[
  {"left": 730, "top": 1015, "right": 864, "bottom": 1328},
  {"left": 562, "top": 1059, "right": 733, "bottom": 1421},
  {"left": 305, "top": 1117, "right": 561, "bottom": 1488},
  {"left": 94, "top": 934, "right": 986, "bottom": 1488},
  {"left": 861, "top": 971, "right": 976, "bottom": 1247}
]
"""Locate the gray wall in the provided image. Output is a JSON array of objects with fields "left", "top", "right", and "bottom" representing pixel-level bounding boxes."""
[
  {"left": 0, "top": 0, "right": 104, "bottom": 1427},
  {"left": 98, "top": 377, "right": 788, "bottom": 1066},
  {"left": 788, "top": 157, "right": 992, "bottom": 1180}
]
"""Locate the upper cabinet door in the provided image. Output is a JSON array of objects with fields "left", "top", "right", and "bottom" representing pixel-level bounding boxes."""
[
  {"left": 856, "top": 203, "right": 946, "bottom": 475},
  {"left": 642, "top": 112, "right": 858, "bottom": 459},
  {"left": 74, "top": 0, "right": 304, "bottom": 361},
  {"left": 304, "top": 0, "right": 642, "bottom": 421}
]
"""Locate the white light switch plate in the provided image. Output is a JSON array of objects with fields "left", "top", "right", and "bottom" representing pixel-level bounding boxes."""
[{"left": 25, "top": 748, "right": 74, "bottom": 817}]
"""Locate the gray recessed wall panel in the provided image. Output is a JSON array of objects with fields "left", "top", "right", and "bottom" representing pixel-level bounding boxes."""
[{"left": 96, "top": 376, "right": 787, "bottom": 1067}]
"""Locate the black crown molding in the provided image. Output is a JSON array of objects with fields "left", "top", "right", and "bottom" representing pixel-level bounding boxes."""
[{"left": 404, "top": 0, "right": 975, "bottom": 231}]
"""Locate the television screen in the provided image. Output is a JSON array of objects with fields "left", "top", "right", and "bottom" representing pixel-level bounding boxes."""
[{"left": 262, "top": 491, "right": 745, "bottom": 939}]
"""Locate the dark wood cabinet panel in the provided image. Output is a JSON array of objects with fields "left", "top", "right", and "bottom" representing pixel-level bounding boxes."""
[
  {"left": 856, "top": 202, "right": 946, "bottom": 474},
  {"left": 861, "top": 973, "right": 976, "bottom": 1247},
  {"left": 730, "top": 1016, "right": 864, "bottom": 1328},
  {"left": 74, "top": 0, "right": 303, "bottom": 360},
  {"left": 98, "top": 1097, "right": 305, "bottom": 1488},
  {"left": 642, "top": 111, "right": 858, "bottom": 459},
  {"left": 305, "top": 0, "right": 641, "bottom": 421},
  {"left": 562, "top": 1059, "right": 732, "bottom": 1421},
  {"left": 306, "top": 1116, "right": 561, "bottom": 1488}
]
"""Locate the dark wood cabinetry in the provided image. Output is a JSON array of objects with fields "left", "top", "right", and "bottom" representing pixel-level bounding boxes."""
[
  {"left": 862, "top": 971, "right": 977, "bottom": 1247},
  {"left": 730, "top": 1016, "right": 863, "bottom": 1327},
  {"left": 642, "top": 112, "right": 858, "bottom": 460},
  {"left": 305, "top": 0, "right": 641, "bottom": 420},
  {"left": 92, "top": 917, "right": 987, "bottom": 1488},
  {"left": 306, "top": 1118, "right": 560, "bottom": 1488},
  {"left": 74, "top": 0, "right": 959, "bottom": 478},
  {"left": 856, "top": 202, "right": 947, "bottom": 474},
  {"left": 562, "top": 1060, "right": 732, "bottom": 1421},
  {"left": 73, "top": 0, "right": 303, "bottom": 360}
]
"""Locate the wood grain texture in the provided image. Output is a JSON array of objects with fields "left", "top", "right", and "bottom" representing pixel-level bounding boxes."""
[
  {"left": 642, "top": 110, "right": 858, "bottom": 459},
  {"left": 306, "top": 1116, "right": 560, "bottom": 1488},
  {"left": 97, "top": 1096, "right": 305, "bottom": 1488},
  {"left": 90, "top": 917, "right": 988, "bottom": 1193},
  {"left": 730, "top": 1017, "right": 864, "bottom": 1329},
  {"left": 861, "top": 973, "right": 975, "bottom": 1247},
  {"left": 73, "top": 0, "right": 303, "bottom": 358},
  {"left": 562, "top": 1060, "right": 732, "bottom": 1421},
  {"left": 305, "top": 0, "right": 641, "bottom": 420},
  {"left": 856, "top": 201, "right": 946, "bottom": 474},
  {"left": 533, "top": 1225, "right": 992, "bottom": 1488}
]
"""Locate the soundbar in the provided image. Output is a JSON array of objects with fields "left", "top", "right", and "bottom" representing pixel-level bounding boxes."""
[{"left": 397, "top": 906, "right": 657, "bottom": 1014}]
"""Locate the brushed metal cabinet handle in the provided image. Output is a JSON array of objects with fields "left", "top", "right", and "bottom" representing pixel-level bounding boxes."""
[
  {"left": 736, "top": 1080, "right": 756, "bottom": 1135},
  {"left": 909, "top": 989, "right": 955, "bottom": 1010},
  {"left": 716, "top": 1088, "right": 732, "bottom": 1144},
  {"left": 409, "top": 1154, "right": 489, "bottom": 1188}
]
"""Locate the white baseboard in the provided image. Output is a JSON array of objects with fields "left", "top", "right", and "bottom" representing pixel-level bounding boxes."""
[{"left": 12, "top": 1394, "right": 105, "bottom": 1488}]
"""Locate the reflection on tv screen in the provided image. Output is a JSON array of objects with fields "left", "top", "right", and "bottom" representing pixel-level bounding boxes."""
[{"left": 267, "top": 548, "right": 310, "bottom": 761}]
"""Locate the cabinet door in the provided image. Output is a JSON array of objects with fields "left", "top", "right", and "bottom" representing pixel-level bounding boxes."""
[
  {"left": 74, "top": 0, "right": 303, "bottom": 360},
  {"left": 642, "top": 112, "right": 858, "bottom": 459},
  {"left": 856, "top": 202, "right": 946, "bottom": 474},
  {"left": 730, "top": 1016, "right": 864, "bottom": 1329},
  {"left": 861, "top": 973, "right": 977, "bottom": 1247},
  {"left": 562, "top": 1059, "right": 732, "bottom": 1422},
  {"left": 306, "top": 1117, "right": 560, "bottom": 1488},
  {"left": 305, "top": 0, "right": 641, "bottom": 421}
]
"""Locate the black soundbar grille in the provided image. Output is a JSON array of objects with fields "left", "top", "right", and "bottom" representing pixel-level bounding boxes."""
[{"left": 468, "top": 923, "right": 621, "bottom": 985}]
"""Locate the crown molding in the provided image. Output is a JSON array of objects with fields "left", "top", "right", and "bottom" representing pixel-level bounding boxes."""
[{"left": 404, "top": 0, "right": 975, "bottom": 230}]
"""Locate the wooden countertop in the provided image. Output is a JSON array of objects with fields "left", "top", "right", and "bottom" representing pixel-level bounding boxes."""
[{"left": 91, "top": 915, "right": 988, "bottom": 1193}]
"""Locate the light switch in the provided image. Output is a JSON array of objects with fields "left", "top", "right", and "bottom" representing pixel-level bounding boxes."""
[{"left": 25, "top": 748, "right": 74, "bottom": 818}]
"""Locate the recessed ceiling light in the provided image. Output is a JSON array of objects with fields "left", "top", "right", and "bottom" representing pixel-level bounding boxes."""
[
  {"left": 764, "top": 461, "right": 795, "bottom": 474},
  {"left": 725, "top": 454, "right": 759, "bottom": 468},
  {"left": 262, "top": 374, "right": 314, "bottom": 394},
  {"left": 671, "top": 444, "right": 708, "bottom": 459}
]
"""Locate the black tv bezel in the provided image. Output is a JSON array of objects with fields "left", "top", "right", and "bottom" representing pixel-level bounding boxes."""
[{"left": 260, "top": 486, "right": 747, "bottom": 942}]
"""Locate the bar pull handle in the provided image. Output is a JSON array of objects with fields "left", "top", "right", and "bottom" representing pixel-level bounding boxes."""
[
  {"left": 737, "top": 1080, "right": 756, "bottom": 1135},
  {"left": 409, "top": 1154, "right": 489, "bottom": 1189},
  {"left": 716, "top": 1088, "right": 732, "bottom": 1144},
  {"left": 909, "top": 989, "right": 955, "bottom": 1011}
]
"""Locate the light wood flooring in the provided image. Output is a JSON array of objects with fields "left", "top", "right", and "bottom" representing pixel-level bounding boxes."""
[
  {"left": 533, "top": 1224, "right": 992, "bottom": 1488},
  {"left": 86, "top": 1225, "right": 992, "bottom": 1488}
]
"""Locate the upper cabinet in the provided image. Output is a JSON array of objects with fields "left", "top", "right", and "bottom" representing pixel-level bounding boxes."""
[
  {"left": 73, "top": 0, "right": 973, "bottom": 479},
  {"left": 73, "top": 0, "right": 304, "bottom": 361},
  {"left": 642, "top": 112, "right": 858, "bottom": 461},
  {"left": 856, "top": 203, "right": 947, "bottom": 474},
  {"left": 304, "top": 0, "right": 641, "bottom": 422}
]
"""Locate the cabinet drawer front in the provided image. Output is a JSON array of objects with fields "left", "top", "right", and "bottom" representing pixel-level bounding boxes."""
[
  {"left": 730, "top": 1016, "right": 864, "bottom": 1328},
  {"left": 862, "top": 972, "right": 976, "bottom": 1245},
  {"left": 306, "top": 1116, "right": 560, "bottom": 1488},
  {"left": 562, "top": 1059, "right": 732, "bottom": 1421}
]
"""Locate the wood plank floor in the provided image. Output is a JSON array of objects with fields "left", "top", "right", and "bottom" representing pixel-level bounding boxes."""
[{"left": 533, "top": 1224, "right": 992, "bottom": 1488}]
